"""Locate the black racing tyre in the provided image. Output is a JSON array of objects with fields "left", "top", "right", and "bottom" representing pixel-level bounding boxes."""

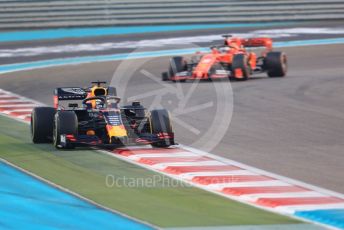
[
  {"left": 169, "top": 56, "right": 187, "bottom": 82},
  {"left": 107, "top": 86, "right": 117, "bottom": 96},
  {"left": 161, "top": 72, "right": 169, "bottom": 81},
  {"left": 265, "top": 52, "right": 287, "bottom": 77},
  {"left": 53, "top": 111, "right": 78, "bottom": 149},
  {"left": 150, "top": 109, "right": 173, "bottom": 148},
  {"left": 31, "top": 107, "right": 55, "bottom": 143},
  {"left": 232, "top": 54, "right": 250, "bottom": 81}
]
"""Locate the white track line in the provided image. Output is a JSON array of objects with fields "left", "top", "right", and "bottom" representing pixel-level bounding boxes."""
[
  {"left": 0, "top": 95, "right": 19, "bottom": 99},
  {"left": 181, "top": 145, "right": 344, "bottom": 200},
  {"left": 208, "top": 180, "right": 292, "bottom": 190},
  {"left": 276, "top": 203, "right": 344, "bottom": 214},
  {"left": 151, "top": 160, "right": 227, "bottom": 170},
  {"left": 127, "top": 152, "right": 198, "bottom": 160},
  {"left": 242, "top": 191, "right": 328, "bottom": 202},
  {"left": 179, "top": 170, "right": 258, "bottom": 180}
]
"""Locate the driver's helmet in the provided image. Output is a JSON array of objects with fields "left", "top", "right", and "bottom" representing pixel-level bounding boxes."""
[
  {"left": 87, "top": 86, "right": 107, "bottom": 108},
  {"left": 227, "top": 37, "right": 241, "bottom": 49},
  {"left": 90, "top": 86, "right": 107, "bottom": 97}
]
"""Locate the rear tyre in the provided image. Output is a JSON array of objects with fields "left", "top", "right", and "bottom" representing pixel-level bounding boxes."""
[
  {"left": 265, "top": 52, "right": 287, "bottom": 77},
  {"left": 169, "top": 56, "right": 187, "bottom": 82},
  {"left": 31, "top": 107, "right": 55, "bottom": 143},
  {"left": 53, "top": 111, "right": 78, "bottom": 149},
  {"left": 150, "top": 109, "right": 173, "bottom": 148},
  {"left": 232, "top": 54, "right": 250, "bottom": 81},
  {"left": 161, "top": 72, "right": 169, "bottom": 81}
]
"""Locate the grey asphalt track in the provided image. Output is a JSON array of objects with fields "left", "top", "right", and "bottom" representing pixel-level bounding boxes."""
[{"left": 0, "top": 43, "right": 343, "bottom": 193}]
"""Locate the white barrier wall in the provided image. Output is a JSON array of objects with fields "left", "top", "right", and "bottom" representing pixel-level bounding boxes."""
[{"left": 0, "top": 0, "right": 343, "bottom": 30}]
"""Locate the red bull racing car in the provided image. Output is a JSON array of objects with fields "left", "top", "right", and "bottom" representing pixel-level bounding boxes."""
[
  {"left": 30, "top": 81, "right": 174, "bottom": 149},
  {"left": 162, "top": 35, "right": 287, "bottom": 82}
]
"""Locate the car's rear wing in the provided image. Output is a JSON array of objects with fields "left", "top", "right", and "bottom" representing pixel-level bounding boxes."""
[
  {"left": 54, "top": 87, "right": 87, "bottom": 110},
  {"left": 241, "top": 38, "right": 273, "bottom": 50}
]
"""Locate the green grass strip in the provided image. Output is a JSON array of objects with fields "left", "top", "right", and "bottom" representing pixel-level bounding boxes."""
[{"left": 0, "top": 115, "right": 300, "bottom": 227}]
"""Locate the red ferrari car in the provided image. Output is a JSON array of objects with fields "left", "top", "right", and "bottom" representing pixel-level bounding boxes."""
[{"left": 162, "top": 35, "right": 287, "bottom": 82}]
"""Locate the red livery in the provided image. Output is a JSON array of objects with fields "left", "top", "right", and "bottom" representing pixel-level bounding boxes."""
[{"left": 162, "top": 35, "right": 287, "bottom": 82}]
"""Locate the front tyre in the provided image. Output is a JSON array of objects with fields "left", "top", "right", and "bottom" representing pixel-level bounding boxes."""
[
  {"left": 265, "top": 52, "right": 287, "bottom": 77},
  {"left": 232, "top": 54, "right": 250, "bottom": 81},
  {"left": 169, "top": 56, "right": 187, "bottom": 83},
  {"left": 161, "top": 72, "right": 169, "bottom": 81},
  {"left": 31, "top": 107, "right": 55, "bottom": 143},
  {"left": 53, "top": 111, "right": 78, "bottom": 149},
  {"left": 150, "top": 109, "right": 173, "bottom": 148}
]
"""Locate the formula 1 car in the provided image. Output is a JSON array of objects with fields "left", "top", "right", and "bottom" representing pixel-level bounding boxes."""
[
  {"left": 30, "top": 81, "right": 174, "bottom": 149},
  {"left": 162, "top": 35, "right": 287, "bottom": 82}
]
